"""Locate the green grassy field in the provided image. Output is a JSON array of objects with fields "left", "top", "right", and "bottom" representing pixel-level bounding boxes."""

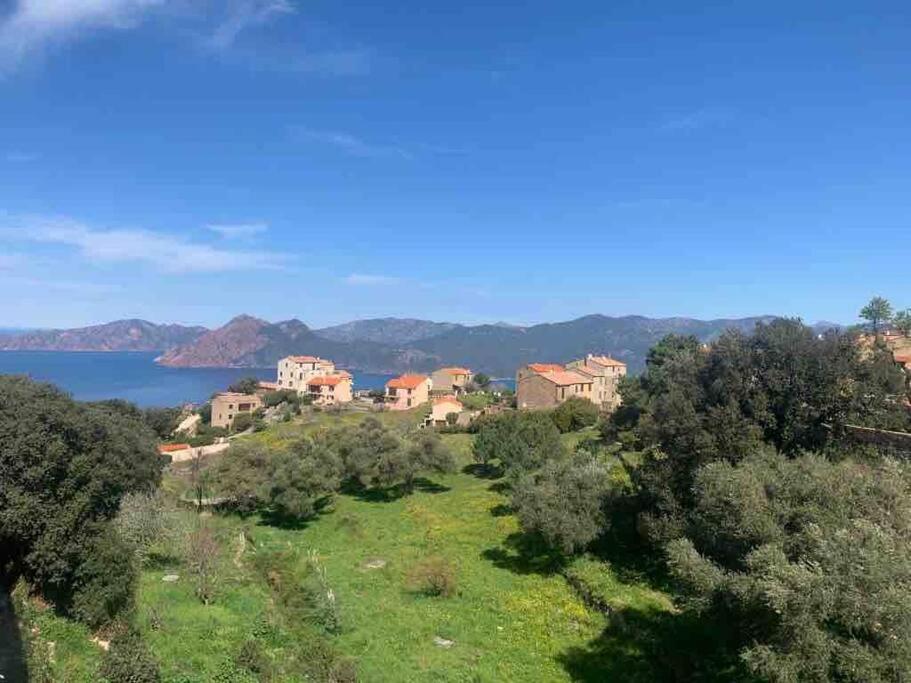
[{"left": 19, "top": 409, "right": 677, "bottom": 682}]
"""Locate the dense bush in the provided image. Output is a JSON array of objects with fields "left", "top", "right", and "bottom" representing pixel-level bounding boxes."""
[
  {"left": 141, "top": 407, "right": 183, "bottom": 440},
  {"left": 550, "top": 396, "right": 600, "bottom": 433},
  {"left": 226, "top": 377, "right": 261, "bottom": 394},
  {"left": 406, "top": 556, "right": 458, "bottom": 597},
  {"left": 71, "top": 526, "right": 137, "bottom": 629},
  {"left": 667, "top": 450, "right": 911, "bottom": 682},
  {"left": 512, "top": 454, "right": 612, "bottom": 554},
  {"left": 0, "top": 377, "right": 164, "bottom": 614},
  {"left": 473, "top": 410, "right": 564, "bottom": 476},
  {"left": 116, "top": 491, "right": 167, "bottom": 564},
  {"left": 231, "top": 412, "right": 254, "bottom": 434},
  {"left": 99, "top": 628, "right": 161, "bottom": 683},
  {"left": 263, "top": 389, "right": 299, "bottom": 408}
]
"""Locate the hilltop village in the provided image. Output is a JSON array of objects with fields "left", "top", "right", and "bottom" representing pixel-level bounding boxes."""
[{"left": 200, "top": 352, "right": 628, "bottom": 436}]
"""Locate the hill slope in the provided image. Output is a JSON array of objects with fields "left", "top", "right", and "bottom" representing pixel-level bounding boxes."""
[
  {"left": 155, "top": 313, "right": 778, "bottom": 374},
  {"left": 0, "top": 319, "right": 207, "bottom": 352},
  {"left": 314, "top": 318, "right": 459, "bottom": 345}
]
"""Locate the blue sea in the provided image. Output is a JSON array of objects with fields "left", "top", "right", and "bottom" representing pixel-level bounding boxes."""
[{"left": 0, "top": 351, "right": 395, "bottom": 407}]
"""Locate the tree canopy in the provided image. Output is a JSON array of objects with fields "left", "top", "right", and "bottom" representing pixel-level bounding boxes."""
[
  {"left": 0, "top": 376, "right": 164, "bottom": 620},
  {"left": 860, "top": 296, "right": 894, "bottom": 334}
]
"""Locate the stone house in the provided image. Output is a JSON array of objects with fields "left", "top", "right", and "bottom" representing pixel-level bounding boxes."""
[
  {"left": 427, "top": 395, "right": 463, "bottom": 426},
  {"left": 430, "top": 367, "right": 474, "bottom": 394},
  {"left": 211, "top": 392, "right": 264, "bottom": 429},
  {"left": 385, "top": 374, "right": 431, "bottom": 411},
  {"left": 516, "top": 367, "right": 595, "bottom": 410},
  {"left": 276, "top": 355, "right": 336, "bottom": 393},
  {"left": 566, "top": 354, "right": 627, "bottom": 410},
  {"left": 305, "top": 371, "right": 354, "bottom": 406}
]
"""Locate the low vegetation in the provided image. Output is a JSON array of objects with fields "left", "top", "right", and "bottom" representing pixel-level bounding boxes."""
[{"left": 3, "top": 303, "right": 911, "bottom": 682}]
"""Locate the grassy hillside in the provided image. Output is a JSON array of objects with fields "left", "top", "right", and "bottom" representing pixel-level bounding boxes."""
[{"left": 15, "top": 410, "right": 676, "bottom": 682}]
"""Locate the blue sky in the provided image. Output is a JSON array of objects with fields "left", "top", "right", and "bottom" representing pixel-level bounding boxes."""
[{"left": 1, "top": 0, "right": 909, "bottom": 329}]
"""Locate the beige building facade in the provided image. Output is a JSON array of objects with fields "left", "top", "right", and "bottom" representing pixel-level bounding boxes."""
[
  {"left": 276, "top": 355, "right": 336, "bottom": 392},
  {"left": 211, "top": 392, "right": 264, "bottom": 429},
  {"left": 566, "top": 354, "right": 627, "bottom": 410},
  {"left": 430, "top": 367, "right": 473, "bottom": 394},
  {"left": 305, "top": 371, "right": 353, "bottom": 406},
  {"left": 385, "top": 374, "right": 431, "bottom": 411},
  {"left": 428, "top": 396, "right": 464, "bottom": 426},
  {"left": 516, "top": 366, "right": 595, "bottom": 410}
]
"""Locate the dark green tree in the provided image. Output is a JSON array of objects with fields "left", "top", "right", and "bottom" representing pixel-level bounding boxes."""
[
  {"left": 473, "top": 411, "right": 564, "bottom": 476},
  {"left": 227, "top": 376, "right": 262, "bottom": 394},
  {"left": 860, "top": 296, "right": 894, "bottom": 335},
  {"left": 894, "top": 309, "right": 911, "bottom": 337},
  {"left": 550, "top": 396, "right": 599, "bottom": 433},
  {"left": 0, "top": 377, "right": 163, "bottom": 611},
  {"left": 512, "top": 454, "right": 611, "bottom": 554}
]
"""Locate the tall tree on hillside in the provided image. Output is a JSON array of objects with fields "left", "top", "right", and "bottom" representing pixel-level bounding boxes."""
[
  {"left": 894, "top": 309, "right": 911, "bottom": 337},
  {"left": 0, "top": 377, "right": 164, "bottom": 621},
  {"left": 860, "top": 296, "right": 894, "bottom": 335}
]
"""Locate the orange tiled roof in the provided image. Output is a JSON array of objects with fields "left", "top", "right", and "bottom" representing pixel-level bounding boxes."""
[
  {"left": 587, "top": 355, "right": 626, "bottom": 368},
  {"left": 287, "top": 355, "right": 322, "bottom": 363},
  {"left": 528, "top": 363, "right": 565, "bottom": 374},
  {"left": 438, "top": 367, "right": 472, "bottom": 375},
  {"left": 308, "top": 374, "right": 350, "bottom": 387},
  {"left": 214, "top": 392, "right": 259, "bottom": 399},
  {"left": 538, "top": 370, "right": 593, "bottom": 386},
  {"left": 434, "top": 395, "right": 463, "bottom": 406},
  {"left": 258, "top": 381, "right": 280, "bottom": 390},
  {"left": 159, "top": 443, "right": 190, "bottom": 453},
  {"left": 894, "top": 353, "right": 911, "bottom": 364},
  {"left": 386, "top": 374, "right": 429, "bottom": 390}
]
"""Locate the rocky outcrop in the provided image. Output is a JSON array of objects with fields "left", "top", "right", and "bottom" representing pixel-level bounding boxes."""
[{"left": 0, "top": 319, "right": 207, "bottom": 352}]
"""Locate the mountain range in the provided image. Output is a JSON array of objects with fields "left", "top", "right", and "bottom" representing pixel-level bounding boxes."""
[{"left": 0, "top": 313, "right": 831, "bottom": 376}]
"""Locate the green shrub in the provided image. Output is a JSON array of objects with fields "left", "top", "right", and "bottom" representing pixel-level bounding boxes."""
[
  {"left": 71, "top": 526, "right": 137, "bottom": 629},
  {"left": 231, "top": 413, "right": 254, "bottom": 433},
  {"left": 406, "top": 556, "right": 457, "bottom": 597},
  {"left": 473, "top": 410, "right": 564, "bottom": 476},
  {"left": 100, "top": 628, "right": 161, "bottom": 683},
  {"left": 550, "top": 396, "right": 599, "bottom": 433}
]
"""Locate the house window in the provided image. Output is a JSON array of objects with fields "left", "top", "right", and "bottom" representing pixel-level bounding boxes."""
[{"left": 407, "top": 399, "right": 412, "bottom": 407}]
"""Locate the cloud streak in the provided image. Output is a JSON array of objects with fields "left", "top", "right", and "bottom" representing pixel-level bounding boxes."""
[
  {"left": 293, "top": 127, "right": 413, "bottom": 160},
  {"left": 343, "top": 273, "right": 403, "bottom": 286},
  {"left": 0, "top": 0, "right": 165, "bottom": 69},
  {"left": 204, "top": 0, "right": 294, "bottom": 50},
  {"left": 206, "top": 222, "right": 268, "bottom": 239},
  {"left": 3, "top": 214, "right": 285, "bottom": 273},
  {"left": 659, "top": 107, "right": 733, "bottom": 132}
]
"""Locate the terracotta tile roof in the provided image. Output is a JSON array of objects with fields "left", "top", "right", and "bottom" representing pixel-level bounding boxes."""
[
  {"left": 538, "top": 370, "right": 594, "bottom": 386},
  {"left": 386, "top": 374, "right": 429, "bottom": 390},
  {"left": 159, "top": 443, "right": 190, "bottom": 453},
  {"left": 214, "top": 392, "right": 260, "bottom": 399},
  {"left": 287, "top": 355, "right": 322, "bottom": 363},
  {"left": 587, "top": 355, "right": 626, "bottom": 368},
  {"left": 528, "top": 363, "right": 565, "bottom": 374},
  {"left": 894, "top": 352, "right": 911, "bottom": 364},
  {"left": 572, "top": 365, "right": 600, "bottom": 377},
  {"left": 438, "top": 367, "right": 472, "bottom": 375},
  {"left": 307, "top": 373, "right": 351, "bottom": 387},
  {"left": 258, "top": 381, "right": 280, "bottom": 390},
  {"left": 434, "top": 395, "right": 463, "bottom": 406}
]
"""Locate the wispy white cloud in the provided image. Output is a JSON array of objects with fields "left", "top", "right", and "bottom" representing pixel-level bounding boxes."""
[
  {"left": 206, "top": 222, "right": 268, "bottom": 239},
  {"left": 0, "top": 0, "right": 165, "bottom": 69},
  {"left": 204, "top": 0, "right": 294, "bottom": 50},
  {"left": 3, "top": 214, "right": 285, "bottom": 273},
  {"left": 293, "top": 127, "right": 412, "bottom": 159},
  {"left": 0, "top": 0, "right": 367, "bottom": 78},
  {"left": 5, "top": 151, "right": 39, "bottom": 162},
  {"left": 343, "top": 273, "right": 403, "bottom": 286},
  {"left": 660, "top": 107, "right": 733, "bottom": 132}
]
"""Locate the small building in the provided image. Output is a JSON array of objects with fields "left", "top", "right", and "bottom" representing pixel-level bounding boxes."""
[
  {"left": 211, "top": 392, "right": 264, "bottom": 429},
  {"left": 305, "top": 371, "right": 354, "bottom": 406},
  {"left": 276, "top": 355, "right": 336, "bottom": 393},
  {"left": 566, "top": 354, "right": 627, "bottom": 410},
  {"left": 516, "top": 362, "right": 565, "bottom": 384},
  {"left": 430, "top": 367, "right": 474, "bottom": 394},
  {"left": 385, "top": 374, "right": 431, "bottom": 411},
  {"left": 427, "top": 395, "right": 464, "bottom": 426},
  {"left": 516, "top": 367, "right": 595, "bottom": 410}
]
